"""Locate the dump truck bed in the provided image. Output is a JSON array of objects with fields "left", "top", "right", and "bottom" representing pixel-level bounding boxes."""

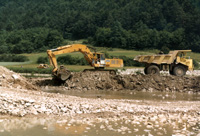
[
  {"left": 134, "top": 50, "right": 191, "bottom": 65},
  {"left": 134, "top": 51, "right": 178, "bottom": 64}
]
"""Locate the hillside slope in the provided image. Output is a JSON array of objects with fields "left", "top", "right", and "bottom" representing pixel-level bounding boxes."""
[{"left": 0, "top": 0, "right": 200, "bottom": 53}]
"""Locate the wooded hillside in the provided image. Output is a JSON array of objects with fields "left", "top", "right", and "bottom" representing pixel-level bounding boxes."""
[{"left": 0, "top": 0, "right": 200, "bottom": 53}]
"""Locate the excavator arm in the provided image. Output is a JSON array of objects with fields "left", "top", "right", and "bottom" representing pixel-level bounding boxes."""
[{"left": 47, "top": 44, "right": 97, "bottom": 80}]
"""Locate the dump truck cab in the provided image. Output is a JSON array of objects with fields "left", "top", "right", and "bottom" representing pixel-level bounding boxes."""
[
  {"left": 134, "top": 50, "right": 193, "bottom": 76},
  {"left": 175, "top": 50, "right": 193, "bottom": 71}
]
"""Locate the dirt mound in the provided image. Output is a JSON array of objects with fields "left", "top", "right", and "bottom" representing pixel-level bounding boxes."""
[
  {"left": 116, "top": 74, "right": 200, "bottom": 92},
  {"left": 65, "top": 71, "right": 122, "bottom": 90},
  {"left": 0, "top": 66, "right": 37, "bottom": 90},
  {"left": 33, "top": 71, "right": 200, "bottom": 92},
  {"left": 64, "top": 72, "right": 200, "bottom": 92}
]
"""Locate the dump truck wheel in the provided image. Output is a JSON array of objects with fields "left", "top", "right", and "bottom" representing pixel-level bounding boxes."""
[
  {"left": 109, "top": 70, "right": 116, "bottom": 75},
  {"left": 173, "top": 65, "right": 186, "bottom": 76},
  {"left": 144, "top": 67, "right": 148, "bottom": 74},
  {"left": 169, "top": 70, "right": 174, "bottom": 75},
  {"left": 146, "top": 65, "right": 160, "bottom": 75}
]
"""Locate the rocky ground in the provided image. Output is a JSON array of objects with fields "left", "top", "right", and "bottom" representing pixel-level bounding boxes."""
[
  {"left": 33, "top": 70, "right": 200, "bottom": 93},
  {"left": 119, "top": 68, "right": 200, "bottom": 76},
  {"left": 0, "top": 66, "right": 37, "bottom": 90},
  {"left": 0, "top": 66, "right": 200, "bottom": 135},
  {"left": 0, "top": 86, "right": 200, "bottom": 135}
]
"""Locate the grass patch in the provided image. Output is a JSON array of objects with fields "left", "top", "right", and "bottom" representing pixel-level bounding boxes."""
[
  {"left": 0, "top": 61, "right": 32, "bottom": 66},
  {"left": 22, "top": 52, "right": 47, "bottom": 63},
  {"left": 6, "top": 64, "right": 134, "bottom": 74},
  {"left": 188, "top": 52, "right": 200, "bottom": 62},
  {"left": 6, "top": 65, "right": 94, "bottom": 73}
]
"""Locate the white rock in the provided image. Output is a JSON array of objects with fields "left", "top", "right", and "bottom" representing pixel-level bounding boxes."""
[
  {"left": 12, "top": 74, "right": 19, "bottom": 80},
  {"left": 61, "top": 107, "right": 68, "bottom": 112},
  {"left": 25, "top": 103, "right": 32, "bottom": 107},
  {"left": 29, "top": 99, "right": 35, "bottom": 103},
  {"left": 2, "top": 74, "right": 5, "bottom": 78}
]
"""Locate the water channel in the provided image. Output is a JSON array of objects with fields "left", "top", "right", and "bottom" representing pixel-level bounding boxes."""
[
  {"left": 1, "top": 90, "right": 200, "bottom": 136},
  {"left": 44, "top": 89, "right": 200, "bottom": 101}
]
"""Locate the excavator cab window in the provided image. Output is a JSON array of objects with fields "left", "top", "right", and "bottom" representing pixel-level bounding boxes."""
[
  {"left": 97, "top": 54, "right": 100, "bottom": 60},
  {"left": 96, "top": 54, "right": 100, "bottom": 64},
  {"left": 100, "top": 54, "right": 105, "bottom": 60}
]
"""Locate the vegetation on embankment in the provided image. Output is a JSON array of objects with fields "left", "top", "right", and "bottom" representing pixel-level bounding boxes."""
[
  {"left": 0, "top": 54, "right": 29, "bottom": 62},
  {"left": 0, "top": 0, "right": 200, "bottom": 54}
]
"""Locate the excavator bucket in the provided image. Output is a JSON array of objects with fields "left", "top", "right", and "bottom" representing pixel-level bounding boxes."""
[{"left": 57, "top": 66, "right": 71, "bottom": 81}]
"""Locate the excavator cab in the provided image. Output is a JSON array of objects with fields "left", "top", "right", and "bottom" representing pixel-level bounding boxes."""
[
  {"left": 93, "top": 53, "right": 106, "bottom": 66},
  {"left": 100, "top": 54, "right": 105, "bottom": 64}
]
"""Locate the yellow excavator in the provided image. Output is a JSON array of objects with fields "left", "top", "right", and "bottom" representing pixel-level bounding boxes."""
[{"left": 47, "top": 44, "right": 123, "bottom": 81}]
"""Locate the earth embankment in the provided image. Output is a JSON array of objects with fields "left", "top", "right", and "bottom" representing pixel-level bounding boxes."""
[{"left": 33, "top": 71, "right": 200, "bottom": 93}]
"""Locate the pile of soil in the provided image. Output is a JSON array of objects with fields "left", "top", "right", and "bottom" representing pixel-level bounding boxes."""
[
  {"left": 33, "top": 71, "right": 200, "bottom": 92},
  {"left": 64, "top": 71, "right": 200, "bottom": 92},
  {"left": 0, "top": 66, "right": 37, "bottom": 90},
  {"left": 116, "top": 74, "right": 200, "bottom": 92},
  {"left": 66, "top": 71, "right": 122, "bottom": 90}
]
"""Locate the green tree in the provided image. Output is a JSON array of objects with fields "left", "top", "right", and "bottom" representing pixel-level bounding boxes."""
[
  {"left": 37, "top": 57, "right": 48, "bottom": 64},
  {"left": 0, "top": 0, "right": 200, "bottom": 52},
  {"left": 109, "top": 21, "right": 127, "bottom": 48},
  {"left": 45, "top": 30, "right": 63, "bottom": 48},
  {"left": 94, "top": 27, "right": 112, "bottom": 47}
]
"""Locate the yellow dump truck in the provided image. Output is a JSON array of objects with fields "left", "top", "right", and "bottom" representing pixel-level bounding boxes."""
[{"left": 134, "top": 50, "right": 193, "bottom": 76}]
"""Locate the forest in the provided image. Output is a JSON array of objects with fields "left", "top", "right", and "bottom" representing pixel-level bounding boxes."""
[{"left": 0, "top": 0, "right": 200, "bottom": 54}]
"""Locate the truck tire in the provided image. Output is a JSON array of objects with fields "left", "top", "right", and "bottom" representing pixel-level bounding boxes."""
[
  {"left": 169, "top": 70, "right": 174, "bottom": 75},
  {"left": 173, "top": 65, "right": 186, "bottom": 76},
  {"left": 144, "top": 67, "right": 148, "bottom": 74},
  {"left": 146, "top": 65, "right": 160, "bottom": 75}
]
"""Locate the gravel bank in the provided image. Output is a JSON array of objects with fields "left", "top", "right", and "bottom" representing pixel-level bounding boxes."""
[
  {"left": 0, "top": 87, "right": 200, "bottom": 135},
  {"left": 0, "top": 87, "right": 200, "bottom": 117}
]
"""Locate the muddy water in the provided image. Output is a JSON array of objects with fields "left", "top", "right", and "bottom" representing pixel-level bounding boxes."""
[
  {"left": 0, "top": 117, "right": 200, "bottom": 136},
  {"left": 43, "top": 89, "right": 200, "bottom": 101},
  {"left": 2, "top": 90, "right": 200, "bottom": 136}
]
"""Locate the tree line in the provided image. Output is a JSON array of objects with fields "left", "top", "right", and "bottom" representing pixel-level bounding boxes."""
[{"left": 0, "top": 0, "right": 200, "bottom": 53}]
